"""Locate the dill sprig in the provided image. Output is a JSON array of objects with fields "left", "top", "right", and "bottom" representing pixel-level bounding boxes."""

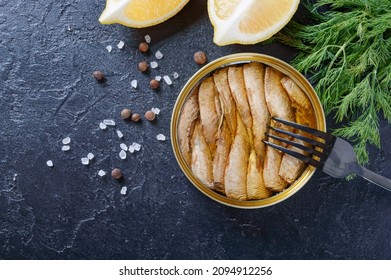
[{"left": 276, "top": 0, "right": 391, "bottom": 163}]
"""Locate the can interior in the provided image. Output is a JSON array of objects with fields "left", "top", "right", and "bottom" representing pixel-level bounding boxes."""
[{"left": 171, "top": 53, "right": 325, "bottom": 209}]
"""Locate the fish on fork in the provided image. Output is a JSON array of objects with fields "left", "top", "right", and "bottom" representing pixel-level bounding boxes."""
[{"left": 264, "top": 117, "right": 391, "bottom": 191}]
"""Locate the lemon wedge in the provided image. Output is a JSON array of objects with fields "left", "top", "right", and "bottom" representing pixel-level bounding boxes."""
[
  {"left": 99, "top": 0, "right": 190, "bottom": 28},
  {"left": 208, "top": 0, "right": 300, "bottom": 46}
]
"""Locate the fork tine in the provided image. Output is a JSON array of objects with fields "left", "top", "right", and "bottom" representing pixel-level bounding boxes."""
[
  {"left": 268, "top": 126, "right": 328, "bottom": 149},
  {"left": 265, "top": 133, "right": 325, "bottom": 159},
  {"left": 272, "top": 117, "right": 334, "bottom": 142},
  {"left": 263, "top": 140, "right": 321, "bottom": 168}
]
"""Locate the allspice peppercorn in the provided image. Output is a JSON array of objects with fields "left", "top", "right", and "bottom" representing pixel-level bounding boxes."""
[
  {"left": 137, "top": 61, "right": 148, "bottom": 72},
  {"left": 138, "top": 42, "right": 149, "bottom": 53},
  {"left": 93, "top": 70, "right": 104, "bottom": 81},
  {"left": 194, "top": 51, "right": 207, "bottom": 65},
  {"left": 111, "top": 168, "right": 123, "bottom": 180},
  {"left": 144, "top": 110, "right": 155, "bottom": 121},
  {"left": 120, "top": 108, "right": 132, "bottom": 120},
  {"left": 150, "top": 79, "right": 160, "bottom": 89},
  {"left": 131, "top": 113, "right": 141, "bottom": 122}
]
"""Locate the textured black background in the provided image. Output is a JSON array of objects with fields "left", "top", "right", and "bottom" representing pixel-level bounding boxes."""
[{"left": 1, "top": 0, "right": 391, "bottom": 260}]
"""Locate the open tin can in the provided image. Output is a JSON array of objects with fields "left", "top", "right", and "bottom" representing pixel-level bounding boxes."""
[{"left": 171, "top": 53, "right": 326, "bottom": 208}]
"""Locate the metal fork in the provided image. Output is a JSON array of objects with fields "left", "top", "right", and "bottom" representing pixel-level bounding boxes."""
[{"left": 263, "top": 117, "right": 391, "bottom": 191}]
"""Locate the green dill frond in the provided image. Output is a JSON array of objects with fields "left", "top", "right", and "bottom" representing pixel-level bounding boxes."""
[{"left": 275, "top": 0, "right": 391, "bottom": 165}]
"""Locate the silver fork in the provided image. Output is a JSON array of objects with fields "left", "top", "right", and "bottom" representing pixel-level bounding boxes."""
[{"left": 263, "top": 117, "right": 391, "bottom": 191}]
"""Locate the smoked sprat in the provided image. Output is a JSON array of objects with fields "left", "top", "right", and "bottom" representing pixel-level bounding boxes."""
[{"left": 178, "top": 62, "right": 316, "bottom": 200}]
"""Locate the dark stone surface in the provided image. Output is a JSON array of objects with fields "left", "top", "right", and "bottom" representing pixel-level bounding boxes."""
[{"left": 1, "top": 0, "right": 391, "bottom": 260}]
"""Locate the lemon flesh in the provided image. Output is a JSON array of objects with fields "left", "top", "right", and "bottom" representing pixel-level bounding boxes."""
[
  {"left": 99, "top": 0, "right": 190, "bottom": 28},
  {"left": 208, "top": 0, "right": 300, "bottom": 46}
]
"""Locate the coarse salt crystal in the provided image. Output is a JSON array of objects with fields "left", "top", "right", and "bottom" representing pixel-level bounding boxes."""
[
  {"left": 128, "top": 145, "right": 135, "bottom": 153},
  {"left": 81, "top": 157, "right": 89, "bottom": 165},
  {"left": 103, "top": 119, "right": 116, "bottom": 126},
  {"left": 120, "top": 143, "right": 128, "bottom": 151},
  {"left": 120, "top": 186, "right": 128, "bottom": 195},
  {"left": 87, "top": 152, "right": 95, "bottom": 160},
  {"left": 156, "top": 134, "right": 166, "bottom": 141},
  {"left": 46, "top": 160, "right": 54, "bottom": 167},
  {"left": 155, "top": 75, "right": 162, "bottom": 81},
  {"left": 119, "top": 150, "right": 127, "bottom": 159},
  {"left": 116, "top": 129, "right": 124, "bottom": 139},
  {"left": 173, "top": 72, "right": 179, "bottom": 79},
  {"left": 106, "top": 45, "right": 112, "bottom": 52},
  {"left": 98, "top": 170, "right": 106, "bottom": 177},
  {"left": 99, "top": 122, "right": 107, "bottom": 130},
  {"left": 62, "top": 136, "right": 71, "bottom": 145},
  {"left": 150, "top": 61, "right": 158, "bottom": 69},
  {"left": 131, "top": 79, "right": 138, "bottom": 88},
  {"left": 151, "top": 107, "right": 160, "bottom": 115},
  {"left": 163, "top": 75, "right": 172, "bottom": 85},
  {"left": 155, "top": 50, "right": 163, "bottom": 59},
  {"left": 144, "top": 34, "right": 151, "bottom": 43},
  {"left": 132, "top": 142, "right": 141, "bottom": 151},
  {"left": 117, "top": 40, "right": 125, "bottom": 49},
  {"left": 62, "top": 145, "right": 70, "bottom": 151}
]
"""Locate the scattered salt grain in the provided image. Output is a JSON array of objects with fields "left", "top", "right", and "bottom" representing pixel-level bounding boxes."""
[
  {"left": 81, "top": 157, "right": 89, "bottom": 165},
  {"left": 87, "top": 153, "right": 95, "bottom": 160},
  {"left": 46, "top": 160, "right": 54, "bottom": 167},
  {"left": 144, "top": 34, "right": 151, "bottom": 43},
  {"left": 13, "top": 173, "right": 17, "bottom": 181},
  {"left": 103, "top": 119, "right": 116, "bottom": 126},
  {"left": 62, "top": 145, "right": 70, "bottom": 151},
  {"left": 99, "top": 122, "right": 107, "bottom": 130},
  {"left": 173, "top": 72, "right": 179, "bottom": 79},
  {"left": 155, "top": 50, "right": 163, "bottom": 59},
  {"left": 106, "top": 45, "right": 112, "bottom": 53},
  {"left": 150, "top": 61, "right": 158, "bottom": 69},
  {"left": 155, "top": 76, "right": 162, "bottom": 81},
  {"left": 120, "top": 186, "right": 128, "bottom": 195},
  {"left": 119, "top": 150, "right": 127, "bottom": 160},
  {"left": 128, "top": 145, "right": 135, "bottom": 153},
  {"left": 62, "top": 136, "right": 71, "bottom": 145},
  {"left": 116, "top": 129, "right": 124, "bottom": 139},
  {"left": 163, "top": 75, "right": 172, "bottom": 85},
  {"left": 98, "top": 170, "right": 106, "bottom": 177},
  {"left": 151, "top": 107, "right": 160, "bottom": 115},
  {"left": 131, "top": 79, "right": 138, "bottom": 88},
  {"left": 120, "top": 143, "right": 128, "bottom": 151},
  {"left": 132, "top": 142, "right": 141, "bottom": 151},
  {"left": 117, "top": 40, "right": 125, "bottom": 49},
  {"left": 156, "top": 134, "right": 166, "bottom": 141}
]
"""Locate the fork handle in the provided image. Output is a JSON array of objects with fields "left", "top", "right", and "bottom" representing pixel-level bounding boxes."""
[{"left": 355, "top": 164, "right": 391, "bottom": 192}]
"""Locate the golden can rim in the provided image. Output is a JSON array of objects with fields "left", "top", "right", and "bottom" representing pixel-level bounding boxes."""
[{"left": 170, "top": 53, "right": 326, "bottom": 209}]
